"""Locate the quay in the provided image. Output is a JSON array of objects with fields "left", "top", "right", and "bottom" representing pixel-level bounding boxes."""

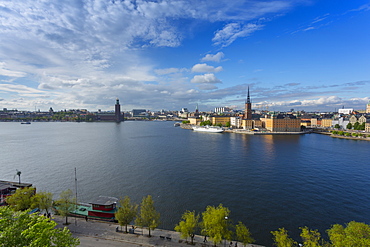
[{"left": 53, "top": 215, "right": 264, "bottom": 247}]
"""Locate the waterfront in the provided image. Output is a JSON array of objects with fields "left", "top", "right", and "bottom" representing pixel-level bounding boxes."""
[{"left": 1, "top": 121, "right": 369, "bottom": 246}]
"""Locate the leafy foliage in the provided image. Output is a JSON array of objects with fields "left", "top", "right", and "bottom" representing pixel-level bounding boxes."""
[
  {"left": 300, "top": 226, "right": 326, "bottom": 247},
  {"left": 271, "top": 228, "right": 297, "bottom": 247},
  {"left": 201, "top": 204, "right": 232, "bottom": 245},
  {"left": 174, "top": 210, "right": 199, "bottom": 244},
  {"left": 31, "top": 191, "right": 53, "bottom": 214},
  {"left": 327, "top": 221, "right": 370, "bottom": 247},
  {"left": 0, "top": 206, "right": 79, "bottom": 247},
  {"left": 200, "top": 120, "right": 212, "bottom": 126},
  {"left": 6, "top": 187, "right": 36, "bottom": 211},
  {"left": 115, "top": 196, "right": 138, "bottom": 233},
  {"left": 55, "top": 189, "right": 75, "bottom": 225},
  {"left": 136, "top": 195, "right": 160, "bottom": 237},
  {"left": 235, "top": 221, "right": 254, "bottom": 246}
]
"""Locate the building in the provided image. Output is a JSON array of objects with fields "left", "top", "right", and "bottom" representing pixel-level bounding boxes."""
[
  {"left": 214, "top": 107, "right": 231, "bottom": 114},
  {"left": 211, "top": 116, "right": 230, "bottom": 126},
  {"left": 244, "top": 87, "right": 252, "bottom": 120},
  {"left": 261, "top": 113, "right": 301, "bottom": 132},
  {"left": 338, "top": 108, "right": 354, "bottom": 114},
  {"left": 188, "top": 117, "right": 201, "bottom": 125},
  {"left": 96, "top": 99, "right": 124, "bottom": 122},
  {"left": 132, "top": 109, "right": 147, "bottom": 117},
  {"left": 230, "top": 116, "right": 242, "bottom": 128},
  {"left": 115, "top": 98, "right": 123, "bottom": 122},
  {"left": 367, "top": 101, "right": 370, "bottom": 114},
  {"left": 321, "top": 118, "right": 333, "bottom": 128}
]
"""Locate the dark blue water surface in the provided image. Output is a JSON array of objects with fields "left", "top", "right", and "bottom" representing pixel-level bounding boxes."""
[{"left": 1, "top": 121, "right": 369, "bottom": 246}]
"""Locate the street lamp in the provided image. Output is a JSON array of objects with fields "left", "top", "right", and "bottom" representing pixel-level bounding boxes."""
[{"left": 224, "top": 216, "right": 228, "bottom": 247}]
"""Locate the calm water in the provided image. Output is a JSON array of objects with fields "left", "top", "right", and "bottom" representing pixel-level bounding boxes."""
[{"left": 1, "top": 121, "right": 369, "bottom": 246}]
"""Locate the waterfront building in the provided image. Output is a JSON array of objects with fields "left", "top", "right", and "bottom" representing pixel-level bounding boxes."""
[
  {"left": 188, "top": 117, "right": 201, "bottom": 125},
  {"left": 321, "top": 118, "right": 333, "bottom": 128},
  {"left": 367, "top": 101, "right": 370, "bottom": 114},
  {"left": 230, "top": 116, "right": 242, "bottom": 128},
  {"left": 261, "top": 113, "right": 301, "bottom": 132},
  {"left": 115, "top": 98, "right": 123, "bottom": 122},
  {"left": 241, "top": 119, "right": 253, "bottom": 129},
  {"left": 310, "top": 118, "right": 322, "bottom": 127},
  {"left": 211, "top": 116, "right": 230, "bottom": 126}
]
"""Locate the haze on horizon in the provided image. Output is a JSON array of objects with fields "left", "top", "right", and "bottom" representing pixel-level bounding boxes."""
[{"left": 0, "top": 0, "right": 369, "bottom": 112}]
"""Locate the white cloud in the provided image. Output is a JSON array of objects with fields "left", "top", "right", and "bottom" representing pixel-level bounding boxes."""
[
  {"left": 191, "top": 63, "right": 223, "bottom": 73},
  {"left": 213, "top": 23, "right": 264, "bottom": 47},
  {"left": 191, "top": 73, "right": 222, "bottom": 84},
  {"left": 201, "top": 52, "right": 225, "bottom": 62}
]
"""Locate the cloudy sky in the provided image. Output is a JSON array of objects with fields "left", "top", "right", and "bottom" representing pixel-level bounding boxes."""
[{"left": 0, "top": 0, "right": 369, "bottom": 112}]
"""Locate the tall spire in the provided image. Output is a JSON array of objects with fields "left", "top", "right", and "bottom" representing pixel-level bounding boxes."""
[{"left": 246, "top": 86, "right": 251, "bottom": 104}]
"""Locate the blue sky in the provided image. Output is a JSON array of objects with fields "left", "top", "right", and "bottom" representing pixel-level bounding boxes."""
[{"left": 0, "top": 0, "right": 369, "bottom": 112}]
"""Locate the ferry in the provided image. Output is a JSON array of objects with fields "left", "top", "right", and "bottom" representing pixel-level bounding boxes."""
[{"left": 192, "top": 125, "right": 224, "bottom": 133}]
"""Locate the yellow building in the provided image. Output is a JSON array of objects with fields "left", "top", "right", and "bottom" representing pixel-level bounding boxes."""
[
  {"left": 261, "top": 114, "right": 301, "bottom": 132},
  {"left": 211, "top": 116, "right": 230, "bottom": 126},
  {"left": 321, "top": 118, "right": 333, "bottom": 128},
  {"left": 241, "top": 119, "right": 253, "bottom": 129},
  {"left": 188, "top": 117, "right": 201, "bottom": 125},
  {"left": 366, "top": 101, "right": 370, "bottom": 113}
]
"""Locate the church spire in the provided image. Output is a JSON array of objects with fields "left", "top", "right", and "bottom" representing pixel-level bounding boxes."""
[{"left": 246, "top": 86, "right": 251, "bottom": 104}]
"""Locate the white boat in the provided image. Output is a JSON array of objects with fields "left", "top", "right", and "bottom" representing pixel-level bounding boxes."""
[{"left": 192, "top": 125, "right": 224, "bottom": 133}]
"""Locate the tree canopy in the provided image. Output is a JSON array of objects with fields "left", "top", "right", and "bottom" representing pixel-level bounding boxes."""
[
  {"left": 31, "top": 191, "right": 53, "bottom": 214},
  {"left": 115, "top": 196, "right": 138, "bottom": 233},
  {"left": 174, "top": 210, "right": 199, "bottom": 244},
  {"left": 201, "top": 204, "right": 232, "bottom": 245},
  {"left": 235, "top": 221, "right": 254, "bottom": 246},
  {"left": 6, "top": 187, "right": 36, "bottom": 211},
  {"left": 136, "top": 195, "right": 160, "bottom": 237},
  {"left": 55, "top": 189, "right": 75, "bottom": 225},
  {"left": 0, "top": 206, "right": 79, "bottom": 247}
]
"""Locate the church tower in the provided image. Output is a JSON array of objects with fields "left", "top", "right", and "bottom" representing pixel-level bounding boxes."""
[
  {"left": 367, "top": 100, "right": 370, "bottom": 113},
  {"left": 115, "top": 98, "right": 123, "bottom": 122},
  {"left": 244, "top": 87, "right": 252, "bottom": 120}
]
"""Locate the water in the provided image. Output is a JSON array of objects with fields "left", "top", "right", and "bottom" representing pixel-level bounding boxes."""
[{"left": 1, "top": 121, "right": 369, "bottom": 246}]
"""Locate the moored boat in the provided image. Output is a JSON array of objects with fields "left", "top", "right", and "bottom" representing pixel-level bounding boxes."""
[{"left": 192, "top": 125, "right": 224, "bottom": 133}]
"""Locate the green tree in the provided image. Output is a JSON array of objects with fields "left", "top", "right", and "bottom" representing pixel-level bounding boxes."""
[
  {"left": 201, "top": 204, "right": 232, "bottom": 246},
  {"left": 338, "top": 131, "right": 344, "bottom": 136},
  {"left": 6, "top": 187, "right": 36, "bottom": 211},
  {"left": 115, "top": 196, "right": 138, "bottom": 233},
  {"left": 300, "top": 226, "right": 326, "bottom": 247},
  {"left": 0, "top": 206, "right": 79, "bottom": 247},
  {"left": 225, "top": 122, "right": 231, "bottom": 128},
  {"left": 200, "top": 120, "right": 212, "bottom": 126},
  {"left": 354, "top": 122, "right": 360, "bottom": 130},
  {"left": 136, "top": 195, "right": 160, "bottom": 237},
  {"left": 334, "top": 124, "right": 340, "bottom": 129},
  {"left": 346, "top": 123, "right": 352, "bottom": 129},
  {"left": 175, "top": 210, "right": 199, "bottom": 244},
  {"left": 31, "top": 191, "right": 53, "bottom": 214},
  {"left": 55, "top": 189, "right": 75, "bottom": 225},
  {"left": 271, "top": 228, "right": 297, "bottom": 247},
  {"left": 327, "top": 221, "right": 370, "bottom": 247},
  {"left": 235, "top": 221, "right": 254, "bottom": 246}
]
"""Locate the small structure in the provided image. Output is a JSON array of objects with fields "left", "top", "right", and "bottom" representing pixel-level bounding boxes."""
[{"left": 70, "top": 196, "right": 118, "bottom": 220}]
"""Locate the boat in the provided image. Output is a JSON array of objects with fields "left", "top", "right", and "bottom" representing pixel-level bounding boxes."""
[
  {"left": 21, "top": 122, "right": 31, "bottom": 124},
  {"left": 174, "top": 122, "right": 181, "bottom": 127},
  {"left": 192, "top": 125, "right": 224, "bottom": 133}
]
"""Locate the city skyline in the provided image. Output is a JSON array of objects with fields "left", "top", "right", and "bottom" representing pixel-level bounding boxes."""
[{"left": 0, "top": 1, "right": 370, "bottom": 112}]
